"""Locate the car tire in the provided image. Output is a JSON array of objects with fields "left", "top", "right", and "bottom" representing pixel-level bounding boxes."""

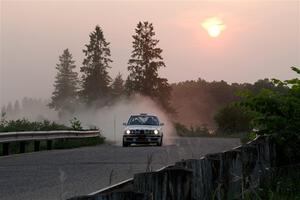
[
  {"left": 157, "top": 137, "right": 163, "bottom": 146},
  {"left": 122, "top": 139, "right": 129, "bottom": 147}
]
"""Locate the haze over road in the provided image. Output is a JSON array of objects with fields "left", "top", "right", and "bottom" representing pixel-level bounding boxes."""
[{"left": 0, "top": 137, "right": 240, "bottom": 200}]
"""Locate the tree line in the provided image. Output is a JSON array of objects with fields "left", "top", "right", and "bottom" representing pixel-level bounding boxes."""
[
  {"left": 2, "top": 75, "right": 289, "bottom": 128},
  {"left": 170, "top": 78, "right": 287, "bottom": 130},
  {"left": 1, "top": 98, "right": 56, "bottom": 121},
  {"left": 49, "top": 22, "right": 172, "bottom": 117}
]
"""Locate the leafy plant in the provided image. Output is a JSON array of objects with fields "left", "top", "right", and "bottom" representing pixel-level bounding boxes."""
[
  {"left": 0, "top": 119, "right": 70, "bottom": 132},
  {"left": 69, "top": 117, "right": 82, "bottom": 130},
  {"left": 214, "top": 104, "right": 253, "bottom": 135},
  {"left": 237, "top": 67, "right": 300, "bottom": 165},
  {"left": 0, "top": 111, "right": 7, "bottom": 128},
  {"left": 240, "top": 131, "right": 257, "bottom": 144},
  {"left": 238, "top": 67, "right": 300, "bottom": 137},
  {"left": 243, "top": 165, "right": 300, "bottom": 200}
]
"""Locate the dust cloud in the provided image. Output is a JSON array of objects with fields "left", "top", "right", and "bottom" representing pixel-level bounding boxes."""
[
  {"left": 74, "top": 94, "right": 175, "bottom": 144},
  {"left": 3, "top": 94, "right": 175, "bottom": 144}
]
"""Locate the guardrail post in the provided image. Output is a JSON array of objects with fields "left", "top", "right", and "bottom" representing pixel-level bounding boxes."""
[
  {"left": 20, "top": 142, "right": 26, "bottom": 153},
  {"left": 47, "top": 140, "right": 52, "bottom": 150},
  {"left": 3, "top": 143, "right": 9, "bottom": 156},
  {"left": 34, "top": 141, "right": 40, "bottom": 151}
]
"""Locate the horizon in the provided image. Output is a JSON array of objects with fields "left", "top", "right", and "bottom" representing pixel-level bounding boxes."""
[{"left": 1, "top": 0, "right": 299, "bottom": 106}]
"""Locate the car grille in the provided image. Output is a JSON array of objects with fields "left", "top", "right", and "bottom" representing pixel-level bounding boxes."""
[{"left": 130, "top": 130, "right": 154, "bottom": 134}]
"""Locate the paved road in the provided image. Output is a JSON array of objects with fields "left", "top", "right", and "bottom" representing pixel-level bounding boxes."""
[{"left": 0, "top": 137, "right": 240, "bottom": 200}]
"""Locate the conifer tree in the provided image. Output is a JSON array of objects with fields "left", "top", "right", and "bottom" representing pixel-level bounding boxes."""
[
  {"left": 13, "top": 100, "right": 20, "bottom": 116},
  {"left": 1, "top": 106, "right": 6, "bottom": 116},
  {"left": 111, "top": 72, "right": 125, "bottom": 99},
  {"left": 80, "top": 25, "right": 112, "bottom": 106},
  {"left": 49, "top": 49, "right": 78, "bottom": 114},
  {"left": 126, "top": 21, "right": 172, "bottom": 112},
  {"left": 6, "top": 102, "right": 13, "bottom": 118}
]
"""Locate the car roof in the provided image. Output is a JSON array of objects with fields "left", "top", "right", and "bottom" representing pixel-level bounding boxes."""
[{"left": 130, "top": 114, "right": 158, "bottom": 118}]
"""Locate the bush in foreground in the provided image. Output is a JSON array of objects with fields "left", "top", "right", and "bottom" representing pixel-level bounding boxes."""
[
  {"left": 0, "top": 118, "right": 71, "bottom": 132},
  {"left": 237, "top": 67, "right": 300, "bottom": 165},
  {"left": 243, "top": 165, "right": 300, "bottom": 200}
]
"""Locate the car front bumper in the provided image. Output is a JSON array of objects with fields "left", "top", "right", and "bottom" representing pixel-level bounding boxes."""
[{"left": 123, "top": 135, "right": 162, "bottom": 144}]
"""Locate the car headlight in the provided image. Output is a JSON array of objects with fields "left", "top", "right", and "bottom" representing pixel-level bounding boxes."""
[
  {"left": 126, "top": 130, "right": 130, "bottom": 134},
  {"left": 154, "top": 130, "right": 159, "bottom": 135}
]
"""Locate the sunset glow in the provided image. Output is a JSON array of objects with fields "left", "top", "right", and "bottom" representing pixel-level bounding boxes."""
[{"left": 201, "top": 17, "right": 226, "bottom": 37}]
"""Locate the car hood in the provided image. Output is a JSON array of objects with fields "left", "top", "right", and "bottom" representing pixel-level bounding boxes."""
[{"left": 125, "top": 125, "right": 162, "bottom": 130}]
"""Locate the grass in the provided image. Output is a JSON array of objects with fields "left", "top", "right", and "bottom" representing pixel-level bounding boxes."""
[{"left": 243, "top": 165, "right": 300, "bottom": 200}]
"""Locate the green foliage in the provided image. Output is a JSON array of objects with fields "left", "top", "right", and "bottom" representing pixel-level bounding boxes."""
[
  {"left": 49, "top": 49, "right": 79, "bottom": 114},
  {"left": 238, "top": 78, "right": 300, "bottom": 138},
  {"left": 243, "top": 165, "right": 300, "bottom": 200},
  {"left": 240, "top": 131, "right": 257, "bottom": 144},
  {"left": 125, "top": 21, "right": 173, "bottom": 112},
  {"left": 175, "top": 122, "right": 211, "bottom": 137},
  {"left": 69, "top": 117, "right": 82, "bottom": 130},
  {"left": 0, "top": 119, "right": 70, "bottom": 132},
  {"left": 212, "top": 69, "right": 298, "bottom": 142},
  {"left": 0, "top": 111, "right": 7, "bottom": 127},
  {"left": 111, "top": 72, "right": 125, "bottom": 99},
  {"left": 171, "top": 78, "right": 283, "bottom": 128},
  {"left": 238, "top": 67, "right": 300, "bottom": 165},
  {"left": 214, "top": 104, "right": 253, "bottom": 135},
  {"left": 80, "top": 25, "right": 112, "bottom": 105}
]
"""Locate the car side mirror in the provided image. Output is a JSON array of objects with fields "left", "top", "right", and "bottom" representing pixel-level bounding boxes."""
[
  {"left": 160, "top": 123, "right": 164, "bottom": 126},
  {"left": 123, "top": 122, "right": 127, "bottom": 126}
]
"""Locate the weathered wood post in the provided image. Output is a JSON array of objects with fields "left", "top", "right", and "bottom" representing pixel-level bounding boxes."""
[{"left": 133, "top": 167, "right": 193, "bottom": 200}]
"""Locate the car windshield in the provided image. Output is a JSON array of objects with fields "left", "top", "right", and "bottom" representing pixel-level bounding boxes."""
[{"left": 127, "top": 116, "right": 159, "bottom": 126}]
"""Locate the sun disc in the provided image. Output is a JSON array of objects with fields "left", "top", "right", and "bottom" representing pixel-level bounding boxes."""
[{"left": 201, "top": 17, "right": 226, "bottom": 38}]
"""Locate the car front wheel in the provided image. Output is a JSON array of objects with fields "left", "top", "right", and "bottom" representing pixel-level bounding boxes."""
[
  {"left": 122, "top": 139, "right": 129, "bottom": 147},
  {"left": 157, "top": 137, "right": 163, "bottom": 146}
]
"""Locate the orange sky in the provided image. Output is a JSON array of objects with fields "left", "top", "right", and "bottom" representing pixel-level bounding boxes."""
[{"left": 1, "top": 0, "right": 299, "bottom": 106}]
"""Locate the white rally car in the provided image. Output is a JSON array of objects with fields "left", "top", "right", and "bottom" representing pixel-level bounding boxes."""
[{"left": 122, "top": 114, "right": 164, "bottom": 147}]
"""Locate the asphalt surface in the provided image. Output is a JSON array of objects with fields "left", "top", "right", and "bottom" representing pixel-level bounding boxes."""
[{"left": 0, "top": 137, "right": 240, "bottom": 200}]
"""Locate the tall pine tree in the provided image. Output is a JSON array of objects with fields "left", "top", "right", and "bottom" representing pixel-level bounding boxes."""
[
  {"left": 49, "top": 49, "right": 78, "bottom": 114},
  {"left": 111, "top": 72, "right": 125, "bottom": 99},
  {"left": 80, "top": 25, "right": 112, "bottom": 106},
  {"left": 126, "top": 21, "right": 172, "bottom": 112}
]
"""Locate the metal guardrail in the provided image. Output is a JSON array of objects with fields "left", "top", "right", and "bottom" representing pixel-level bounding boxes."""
[{"left": 0, "top": 130, "right": 100, "bottom": 143}]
